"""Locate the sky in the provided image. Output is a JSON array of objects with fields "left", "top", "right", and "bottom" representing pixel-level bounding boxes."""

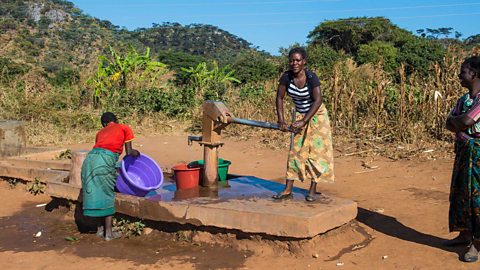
[{"left": 69, "top": 0, "right": 480, "bottom": 55}]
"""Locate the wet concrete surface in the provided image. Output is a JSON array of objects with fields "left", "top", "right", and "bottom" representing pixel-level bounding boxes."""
[{"left": 146, "top": 174, "right": 322, "bottom": 203}]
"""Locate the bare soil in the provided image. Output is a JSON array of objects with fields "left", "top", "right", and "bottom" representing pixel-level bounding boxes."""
[{"left": 0, "top": 134, "right": 475, "bottom": 269}]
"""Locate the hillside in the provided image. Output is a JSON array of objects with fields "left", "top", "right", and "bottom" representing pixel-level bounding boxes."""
[
  {"left": 0, "top": 0, "right": 255, "bottom": 81},
  {"left": 132, "top": 22, "right": 251, "bottom": 56}
]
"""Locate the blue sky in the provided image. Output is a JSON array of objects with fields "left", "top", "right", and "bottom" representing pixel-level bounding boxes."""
[{"left": 69, "top": 0, "right": 480, "bottom": 55}]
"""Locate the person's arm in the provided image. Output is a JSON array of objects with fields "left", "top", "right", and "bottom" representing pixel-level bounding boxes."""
[
  {"left": 446, "top": 114, "right": 475, "bottom": 133},
  {"left": 291, "top": 86, "right": 323, "bottom": 131},
  {"left": 124, "top": 141, "right": 140, "bottom": 157},
  {"left": 276, "top": 84, "right": 288, "bottom": 132},
  {"left": 446, "top": 97, "right": 479, "bottom": 133}
]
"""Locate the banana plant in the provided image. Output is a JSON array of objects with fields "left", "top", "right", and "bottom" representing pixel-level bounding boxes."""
[
  {"left": 87, "top": 46, "right": 166, "bottom": 108},
  {"left": 181, "top": 61, "right": 240, "bottom": 100}
]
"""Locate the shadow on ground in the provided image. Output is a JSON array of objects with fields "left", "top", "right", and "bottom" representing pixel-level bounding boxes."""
[{"left": 356, "top": 207, "right": 465, "bottom": 261}]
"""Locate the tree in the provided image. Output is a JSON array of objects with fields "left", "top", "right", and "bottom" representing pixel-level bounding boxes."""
[
  {"left": 307, "top": 17, "right": 410, "bottom": 56},
  {"left": 397, "top": 37, "right": 445, "bottom": 76},
  {"left": 465, "top": 34, "right": 480, "bottom": 47},
  {"left": 306, "top": 45, "right": 343, "bottom": 76},
  {"left": 229, "top": 50, "right": 278, "bottom": 84},
  {"left": 357, "top": 41, "right": 398, "bottom": 72}
]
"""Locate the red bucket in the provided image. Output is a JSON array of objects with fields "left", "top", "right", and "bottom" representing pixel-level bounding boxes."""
[{"left": 172, "top": 164, "right": 200, "bottom": 190}]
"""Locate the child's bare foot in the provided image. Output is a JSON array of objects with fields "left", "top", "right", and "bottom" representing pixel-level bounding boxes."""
[
  {"left": 105, "top": 231, "right": 122, "bottom": 241},
  {"left": 96, "top": 226, "right": 104, "bottom": 237}
]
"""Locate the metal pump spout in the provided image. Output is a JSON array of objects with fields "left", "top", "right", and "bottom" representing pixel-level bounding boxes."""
[{"left": 187, "top": 135, "right": 202, "bottom": 146}]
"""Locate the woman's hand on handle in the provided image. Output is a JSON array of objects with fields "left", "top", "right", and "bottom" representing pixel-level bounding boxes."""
[
  {"left": 278, "top": 121, "right": 289, "bottom": 132},
  {"left": 290, "top": 119, "right": 306, "bottom": 133}
]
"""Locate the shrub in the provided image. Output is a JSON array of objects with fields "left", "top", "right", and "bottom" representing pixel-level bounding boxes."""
[
  {"left": 229, "top": 50, "right": 278, "bottom": 84},
  {"left": 0, "top": 57, "right": 30, "bottom": 83},
  {"left": 357, "top": 41, "right": 399, "bottom": 72}
]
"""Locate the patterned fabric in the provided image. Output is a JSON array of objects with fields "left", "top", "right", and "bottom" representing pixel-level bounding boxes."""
[
  {"left": 450, "top": 93, "right": 480, "bottom": 140},
  {"left": 286, "top": 103, "right": 334, "bottom": 183},
  {"left": 81, "top": 148, "right": 119, "bottom": 217},
  {"left": 93, "top": 122, "right": 134, "bottom": 154},
  {"left": 449, "top": 138, "right": 480, "bottom": 238}
]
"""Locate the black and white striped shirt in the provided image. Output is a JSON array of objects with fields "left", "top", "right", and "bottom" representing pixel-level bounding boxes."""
[{"left": 279, "top": 70, "right": 320, "bottom": 114}]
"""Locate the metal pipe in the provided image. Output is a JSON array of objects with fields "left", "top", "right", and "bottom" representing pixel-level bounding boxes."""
[{"left": 228, "top": 117, "right": 295, "bottom": 132}]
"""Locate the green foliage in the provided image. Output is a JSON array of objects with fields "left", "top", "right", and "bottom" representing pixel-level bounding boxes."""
[
  {"left": 357, "top": 41, "right": 399, "bottom": 72},
  {"left": 229, "top": 50, "right": 279, "bottom": 83},
  {"left": 0, "top": 177, "right": 19, "bottom": 188},
  {"left": 38, "top": 15, "right": 51, "bottom": 30},
  {"left": 26, "top": 177, "right": 45, "bottom": 195},
  {"left": 397, "top": 37, "right": 445, "bottom": 75},
  {"left": 237, "top": 84, "right": 273, "bottom": 107},
  {"left": 134, "top": 87, "right": 191, "bottom": 117},
  {"left": 56, "top": 149, "right": 72, "bottom": 160},
  {"left": 87, "top": 46, "right": 167, "bottom": 109},
  {"left": 113, "top": 218, "right": 145, "bottom": 238},
  {"left": 47, "top": 68, "right": 80, "bottom": 86},
  {"left": 0, "top": 57, "right": 30, "bottom": 83},
  {"left": 133, "top": 22, "right": 252, "bottom": 57},
  {"left": 157, "top": 50, "right": 208, "bottom": 72},
  {"left": 308, "top": 17, "right": 410, "bottom": 55},
  {"left": 416, "top": 27, "right": 461, "bottom": 39},
  {"left": 0, "top": 0, "right": 28, "bottom": 19},
  {"left": 465, "top": 34, "right": 480, "bottom": 47},
  {"left": 181, "top": 62, "right": 240, "bottom": 100},
  {"left": 0, "top": 18, "right": 18, "bottom": 33},
  {"left": 307, "top": 45, "right": 343, "bottom": 76}
]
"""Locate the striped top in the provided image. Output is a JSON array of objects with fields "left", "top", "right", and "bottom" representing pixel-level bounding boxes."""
[
  {"left": 279, "top": 70, "right": 320, "bottom": 114},
  {"left": 451, "top": 92, "right": 480, "bottom": 140}
]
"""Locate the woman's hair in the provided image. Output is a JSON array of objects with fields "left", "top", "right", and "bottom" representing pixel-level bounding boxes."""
[
  {"left": 101, "top": 112, "right": 117, "bottom": 126},
  {"left": 463, "top": 56, "right": 480, "bottom": 78},
  {"left": 288, "top": 47, "right": 307, "bottom": 59}
]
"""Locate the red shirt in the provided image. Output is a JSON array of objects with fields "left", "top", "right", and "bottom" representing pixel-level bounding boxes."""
[{"left": 93, "top": 122, "right": 134, "bottom": 154}]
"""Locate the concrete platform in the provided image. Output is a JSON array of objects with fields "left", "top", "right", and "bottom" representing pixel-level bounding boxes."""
[
  {"left": 47, "top": 176, "right": 357, "bottom": 239},
  {"left": 0, "top": 147, "right": 357, "bottom": 238}
]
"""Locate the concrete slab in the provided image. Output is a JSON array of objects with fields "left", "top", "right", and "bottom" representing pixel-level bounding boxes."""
[
  {"left": 0, "top": 158, "right": 71, "bottom": 171},
  {"left": 0, "top": 164, "right": 69, "bottom": 182},
  {"left": 47, "top": 176, "right": 357, "bottom": 239}
]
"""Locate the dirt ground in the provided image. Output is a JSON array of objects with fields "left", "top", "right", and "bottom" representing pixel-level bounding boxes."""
[{"left": 0, "top": 133, "right": 477, "bottom": 269}]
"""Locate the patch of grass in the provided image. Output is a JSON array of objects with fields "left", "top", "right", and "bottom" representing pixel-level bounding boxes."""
[
  {"left": 113, "top": 217, "right": 145, "bottom": 238},
  {"left": 26, "top": 177, "right": 45, "bottom": 195},
  {"left": 0, "top": 177, "right": 21, "bottom": 189},
  {"left": 56, "top": 149, "right": 72, "bottom": 160},
  {"left": 174, "top": 230, "right": 196, "bottom": 243}
]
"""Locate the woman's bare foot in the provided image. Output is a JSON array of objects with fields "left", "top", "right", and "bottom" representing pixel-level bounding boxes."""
[{"left": 464, "top": 244, "right": 478, "bottom": 262}]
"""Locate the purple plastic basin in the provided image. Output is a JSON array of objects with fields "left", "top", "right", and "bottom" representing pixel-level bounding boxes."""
[{"left": 116, "top": 154, "right": 163, "bottom": 197}]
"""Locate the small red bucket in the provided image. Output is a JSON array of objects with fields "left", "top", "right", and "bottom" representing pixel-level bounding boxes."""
[{"left": 172, "top": 164, "right": 200, "bottom": 190}]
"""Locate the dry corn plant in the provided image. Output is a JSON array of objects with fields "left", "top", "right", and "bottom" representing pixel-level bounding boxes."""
[{"left": 218, "top": 81, "right": 292, "bottom": 150}]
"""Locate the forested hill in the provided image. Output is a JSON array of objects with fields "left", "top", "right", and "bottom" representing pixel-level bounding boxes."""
[
  {"left": 132, "top": 23, "right": 252, "bottom": 56},
  {"left": 0, "top": 0, "right": 254, "bottom": 77}
]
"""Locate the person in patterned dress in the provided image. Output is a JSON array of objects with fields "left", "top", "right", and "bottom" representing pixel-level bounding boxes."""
[
  {"left": 445, "top": 56, "right": 480, "bottom": 262},
  {"left": 273, "top": 47, "right": 334, "bottom": 202}
]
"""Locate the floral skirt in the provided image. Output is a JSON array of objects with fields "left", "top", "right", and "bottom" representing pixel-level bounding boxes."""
[{"left": 286, "top": 104, "right": 334, "bottom": 183}]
